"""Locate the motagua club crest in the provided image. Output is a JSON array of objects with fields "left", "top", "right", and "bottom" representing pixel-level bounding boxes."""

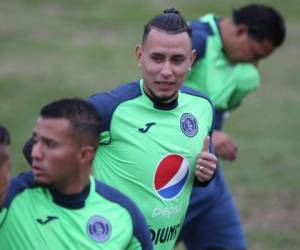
[
  {"left": 87, "top": 215, "right": 111, "bottom": 243},
  {"left": 180, "top": 113, "right": 198, "bottom": 137}
]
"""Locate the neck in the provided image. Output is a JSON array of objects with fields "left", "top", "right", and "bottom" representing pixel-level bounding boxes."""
[
  {"left": 52, "top": 174, "right": 90, "bottom": 195},
  {"left": 49, "top": 179, "right": 91, "bottom": 209},
  {"left": 142, "top": 82, "right": 179, "bottom": 110},
  {"left": 144, "top": 89, "right": 178, "bottom": 110}
]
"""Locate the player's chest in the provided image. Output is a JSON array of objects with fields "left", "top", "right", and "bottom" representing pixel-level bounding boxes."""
[
  {"left": 7, "top": 194, "right": 131, "bottom": 249},
  {"left": 109, "top": 105, "right": 211, "bottom": 154}
]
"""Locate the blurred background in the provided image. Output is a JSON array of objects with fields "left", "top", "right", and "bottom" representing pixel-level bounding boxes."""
[{"left": 1, "top": 0, "right": 299, "bottom": 249}]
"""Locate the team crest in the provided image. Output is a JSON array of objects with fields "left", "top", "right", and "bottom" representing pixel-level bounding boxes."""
[
  {"left": 180, "top": 113, "right": 198, "bottom": 137},
  {"left": 87, "top": 215, "right": 111, "bottom": 242}
]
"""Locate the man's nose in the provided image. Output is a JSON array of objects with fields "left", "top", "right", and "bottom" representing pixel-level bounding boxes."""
[
  {"left": 160, "top": 61, "right": 172, "bottom": 77},
  {"left": 31, "top": 141, "right": 43, "bottom": 160}
]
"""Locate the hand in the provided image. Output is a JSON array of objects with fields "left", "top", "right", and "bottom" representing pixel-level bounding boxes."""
[
  {"left": 212, "top": 130, "right": 237, "bottom": 161},
  {"left": 195, "top": 136, "right": 217, "bottom": 183}
]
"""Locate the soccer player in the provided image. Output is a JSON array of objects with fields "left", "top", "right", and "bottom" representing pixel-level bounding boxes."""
[
  {"left": 22, "top": 9, "right": 217, "bottom": 250},
  {"left": 87, "top": 8, "right": 217, "bottom": 250},
  {"left": 0, "top": 99, "right": 152, "bottom": 250},
  {"left": 177, "top": 4, "right": 286, "bottom": 250}
]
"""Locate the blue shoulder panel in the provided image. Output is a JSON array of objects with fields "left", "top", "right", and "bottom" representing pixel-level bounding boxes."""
[
  {"left": 189, "top": 20, "right": 213, "bottom": 62},
  {"left": 3, "top": 172, "right": 36, "bottom": 208},
  {"left": 214, "top": 110, "right": 226, "bottom": 130},
  {"left": 87, "top": 81, "right": 142, "bottom": 133},
  {"left": 95, "top": 180, "right": 153, "bottom": 250}
]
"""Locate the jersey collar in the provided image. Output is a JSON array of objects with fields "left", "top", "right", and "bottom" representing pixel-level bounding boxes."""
[
  {"left": 49, "top": 179, "right": 92, "bottom": 209},
  {"left": 140, "top": 79, "right": 179, "bottom": 110}
]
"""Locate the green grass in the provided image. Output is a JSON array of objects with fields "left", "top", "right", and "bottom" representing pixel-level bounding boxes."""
[{"left": 1, "top": 1, "right": 299, "bottom": 249}]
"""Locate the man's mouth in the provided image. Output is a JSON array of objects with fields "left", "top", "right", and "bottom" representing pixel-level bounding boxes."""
[
  {"left": 32, "top": 163, "right": 43, "bottom": 175},
  {"left": 155, "top": 81, "right": 174, "bottom": 85}
]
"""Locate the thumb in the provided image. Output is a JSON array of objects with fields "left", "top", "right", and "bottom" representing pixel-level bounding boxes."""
[{"left": 201, "top": 136, "right": 210, "bottom": 152}]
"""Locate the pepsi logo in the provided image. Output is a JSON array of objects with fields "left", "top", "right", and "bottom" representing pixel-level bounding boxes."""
[{"left": 153, "top": 154, "right": 190, "bottom": 200}]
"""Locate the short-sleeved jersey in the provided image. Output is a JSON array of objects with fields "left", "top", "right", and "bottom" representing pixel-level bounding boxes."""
[
  {"left": 0, "top": 172, "right": 152, "bottom": 250},
  {"left": 186, "top": 14, "right": 260, "bottom": 113},
  {"left": 88, "top": 80, "right": 214, "bottom": 250}
]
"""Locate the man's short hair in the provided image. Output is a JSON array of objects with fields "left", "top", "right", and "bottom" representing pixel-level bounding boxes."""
[
  {"left": 142, "top": 7, "right": 192, "bottom": 43},
  {"left": 40, "top": 98, "right": 101, "bottom": 148},
  {"left": 233, "top": 4, "right": 286, "bottom": 47}
]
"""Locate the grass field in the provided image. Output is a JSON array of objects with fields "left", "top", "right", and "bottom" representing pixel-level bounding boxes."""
[{"left": 1, "top": 1, "right": 299, "bottom": 249}]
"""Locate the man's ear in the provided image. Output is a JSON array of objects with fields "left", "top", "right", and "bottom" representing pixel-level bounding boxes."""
[
  {"left": 79, "top": 146, "right": 95, "bottom": 165},
  {"left": 236, "top": 24, "right": 249, "bottom": 37},
  {"left": 190, "top": 49, "right": 196, "bottom": 65},
  {"left": 135, "top": 44, "right": 142, "bottom": 67}
]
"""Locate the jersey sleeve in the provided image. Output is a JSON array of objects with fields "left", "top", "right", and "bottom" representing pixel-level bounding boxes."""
[
  {"left": 214, "top": 110, "right": 226, "bottom": 130},
  {"left": 87, "top": 81, "right": 141, "bottom": 145},
  {"left": 0, "top": 172, "right": 35, "bottom": 227},
  {"left": 227, "top": 64, "right": 260, "bottom": 110},
  {"left": 189, "top": 19, "right": 213, "bottom": 63},
  {"left": 87, "top": 92, "right": 114, "bottom": 145}
]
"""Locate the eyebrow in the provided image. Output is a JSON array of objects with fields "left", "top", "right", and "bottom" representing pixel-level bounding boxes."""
[
  {"left": 150, "top": 52, "right": 164, "bottom": 56},
  {"left": 172, "top": 54, "right": 186, "bottom": 59}
]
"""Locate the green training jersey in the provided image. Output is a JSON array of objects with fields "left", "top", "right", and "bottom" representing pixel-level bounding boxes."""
[
  {"left": 88, "top": 80, "right": 214, "bottom": 250},
  {"left": 186, "top": 14, "right": 260, "bottom": 111},
  {"left": 0, "top": 172, "right": 152, "bottom": 250}
]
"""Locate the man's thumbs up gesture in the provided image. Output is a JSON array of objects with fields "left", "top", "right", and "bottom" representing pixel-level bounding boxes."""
[{"left": 195, "top": 136, "right": 217, "bottom": 183}]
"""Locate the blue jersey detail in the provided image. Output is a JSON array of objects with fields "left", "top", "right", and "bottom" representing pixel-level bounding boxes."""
[
  {"left": 95, "top": 181, "right": 152, "bottom": 250},
  {"left": 214, "top": 110, "right": 226, "bottom": 130},
  {"left": 3, "top": 172, "right": 36, "bottom": 208},
  {"left": 190, "top": 20, "right": 213, "bottom": 62},
  {"left": 179, "top": 166, "right": 246, "bottom": 249},
  {"left": 87, "top": 81, "right": 141, "bottom": 133}
]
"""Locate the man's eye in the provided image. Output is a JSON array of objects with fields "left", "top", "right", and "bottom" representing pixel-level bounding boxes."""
[
  {"left": 151, "top": 55, "right": 163, "bottom": 62},
  {"left": 45, "top": 140, "right": 56, "bottom": 148},
  {"left": 172, "top": 56, "right": 185, "bottom": 64}
]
